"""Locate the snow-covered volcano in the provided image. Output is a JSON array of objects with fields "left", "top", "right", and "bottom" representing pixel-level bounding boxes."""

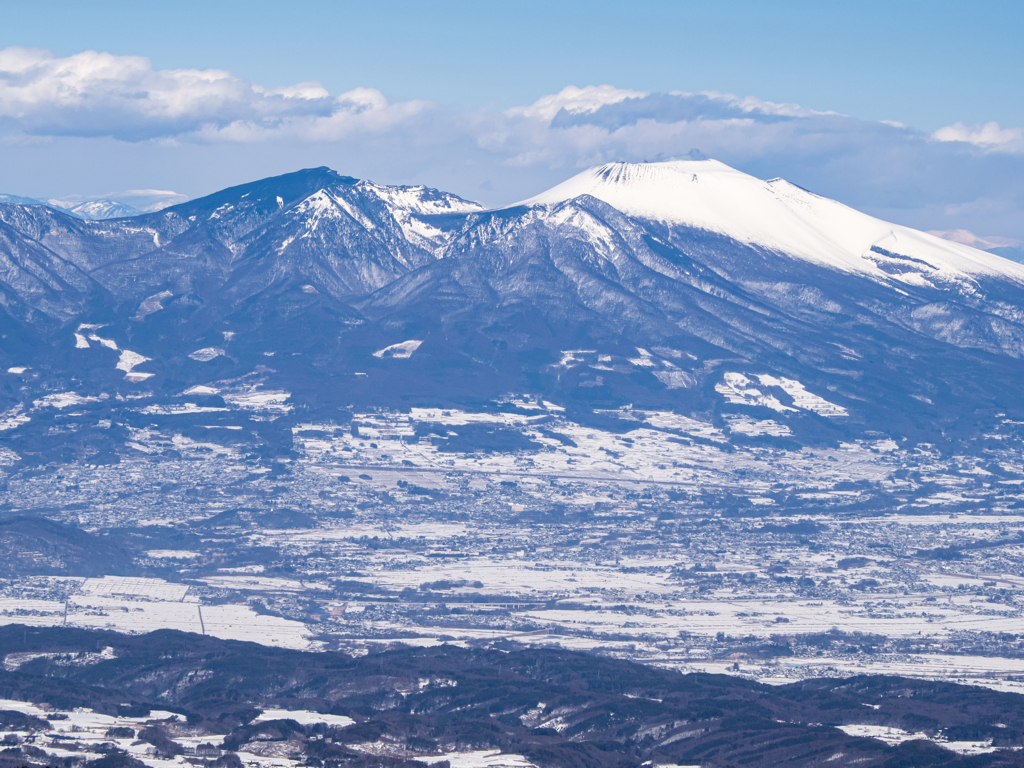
[{"left": 520, "top": 160, "right": 1024, "bottom": 287}]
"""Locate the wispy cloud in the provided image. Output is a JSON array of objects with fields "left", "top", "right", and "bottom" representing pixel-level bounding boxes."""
[
  {"left": 931, "top": 121, "right": 1024, "bottom": 153},
  {"left": 504, "top": 85, "right": 649, "bottom": 121}
]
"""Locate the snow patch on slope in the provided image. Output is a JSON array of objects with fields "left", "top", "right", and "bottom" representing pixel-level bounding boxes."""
[
  {"left": 182, "top": 385, "right": 220, "bottom": 396},
  {"left": 89, "top": 334, "right": 117, "bottom": 350},
  {"left": 718, "top": 372, "right": 847, "bottom": 419},
  {"left": 222, "top": 388, "right": 291, "bottom": 414},
  {"left": 0, "top": 406, "right": 30, "bottom": 431},
  {"left": 373, "top": 339, "right": 424, "bottom": 359},
  {"left": 253, "top": 710, "right": 354, "bottom": 728},
  {"left": 133, "top": 290, "right": 173, "bottom": 321},
  {"left": 116, "top": 350, "right": 153, "bottom": 382},
  {"left": 726, "top": 416, "right": 792, "bottom": 437},
  {"left": 653, "top": 370, "right": 697, "bottom": 389},
  {"left": 189, "top": 348, "right": 225, "bottom": 362},
  {"left": 33, "top": 392, "right": 107, "bottom": 409},
  {"left": 756, "top": 374, "right": 847, "bottom": 418},
  {"left": 716, "top": 373, "right": 796, "bottom": 413}
]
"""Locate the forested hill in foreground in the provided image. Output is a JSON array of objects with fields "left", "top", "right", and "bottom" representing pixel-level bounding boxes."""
[{"left": 2, "top": 625, "right": 1024, "bottom": 768}]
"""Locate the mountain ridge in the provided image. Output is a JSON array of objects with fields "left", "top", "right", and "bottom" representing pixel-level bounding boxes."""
[{"left": 1, "top": 159, "right": 1023, "bottom": 452}]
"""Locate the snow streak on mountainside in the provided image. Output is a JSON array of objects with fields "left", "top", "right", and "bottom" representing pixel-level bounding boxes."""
[
  {"left": 0, "top": 195, "right": 143, "bottom": 220},
  {"left": 521, "top": 160, "right": 1024, "bottom": 287}
]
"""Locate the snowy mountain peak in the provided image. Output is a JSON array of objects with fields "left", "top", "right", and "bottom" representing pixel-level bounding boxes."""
[
  {"left": 53, "top": 199, "right": 143, "bottom": 220},
  {"left": 357, "top": 181, "right": 484, "bottom": 217},
  {"left": 520, "top": 160, "right": 1024, "bottom": 285},
  {"left": 0, "top": 195, "right": 142, "bottom": 220}
]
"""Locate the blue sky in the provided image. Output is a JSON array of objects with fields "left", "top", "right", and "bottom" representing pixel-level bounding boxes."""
[{"left": 2, "top": 0, "right": 1023, "bottom": 239}]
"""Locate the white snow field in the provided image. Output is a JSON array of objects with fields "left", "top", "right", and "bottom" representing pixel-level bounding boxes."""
[
  {"left": 373, "top": 339, "right": 424, "bottom": 359},
  {"left": 418, "top": 751, "right": 537, "bottom": 767},
  {"left": 0, "top": 575, "right": 315, "bottom": 650},
  {"left": 254, "top": 709, "right": 354, "bottom": 727},
  {"left": 80, "top": 576, "right": 190, "bottom": 601},
  {"left": 189, "top": 347, "right": 225, "bottom": 362}
]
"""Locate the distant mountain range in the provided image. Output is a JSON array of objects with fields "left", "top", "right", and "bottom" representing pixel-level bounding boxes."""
[
  {"left": 0, "top": 194, "right": 142, "bottom": 220},
  {"left": 2, "top": 160, "right": 1024, "bottom": 449},
  {"left": 0, "top": 193, "right": 185, "bottom": 221}
]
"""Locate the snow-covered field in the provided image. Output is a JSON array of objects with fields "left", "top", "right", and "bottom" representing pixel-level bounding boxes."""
[
  {"left": 0, "top": 576, "right": 315, "bottom": 650},
  {"left": 3, "top": 399, "right": 1024, "bottom": 693}
]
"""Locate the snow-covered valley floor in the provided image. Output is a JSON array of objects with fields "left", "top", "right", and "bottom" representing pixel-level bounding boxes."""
[{"left": 3, "top": 402, "right": 1024, "bottom": 695}]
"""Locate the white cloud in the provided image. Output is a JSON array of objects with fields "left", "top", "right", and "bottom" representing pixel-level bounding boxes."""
[
  {"left": 258, "top": 82, "right": 331, "bottom": 101},
  {"left": 928, "top": 229, "right": 1021, "bottom": 250},
  {"left": 0, "top": 47, "right": 427, "bottom": 142},
  {"left": 931, "top": 121, "right": 1024, "bottom": 153},
  {"left": 671, "top": 90, "right": 838, "bottom": 119},
  {"left": 506, "top": 84, "right": 648, "bottom": 121},
  {"left": 192, "top": 87, "right": 433, "bottom": 143}
]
